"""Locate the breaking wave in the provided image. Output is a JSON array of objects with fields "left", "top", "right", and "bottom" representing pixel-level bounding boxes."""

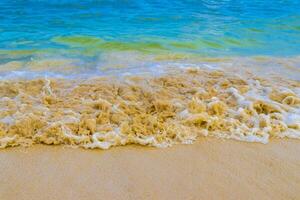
[{"left": 0, "top": 65, "right": 299, "bottom": 149}]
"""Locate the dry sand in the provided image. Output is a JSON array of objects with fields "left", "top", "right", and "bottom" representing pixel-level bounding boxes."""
[{"left": 0, "top": 138, "right": 300, "bottom": 200}]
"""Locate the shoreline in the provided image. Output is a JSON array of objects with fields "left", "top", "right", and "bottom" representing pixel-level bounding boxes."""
[
  {"left": 1, "top": 138, "right": 299, "bottom": 199},
  {"left": 0, "top": 67, "right": 299, "bottom": 149}
]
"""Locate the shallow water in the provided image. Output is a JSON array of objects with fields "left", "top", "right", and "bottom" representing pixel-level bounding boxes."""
[
  {"left": 1, "top": 0, "right": 300, "bottom": 66},
  {"left": 0, "top": 1, "right": 299, "bottom": 148}
]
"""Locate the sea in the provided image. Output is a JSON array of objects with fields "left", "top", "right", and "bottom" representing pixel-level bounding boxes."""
[{"left": 0, "top": 0, "right": 299, "bottom": 149}]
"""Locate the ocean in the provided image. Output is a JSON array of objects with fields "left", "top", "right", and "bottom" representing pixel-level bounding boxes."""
[{"left": 0, "top": 0, "right": 299, "bottom": 148}]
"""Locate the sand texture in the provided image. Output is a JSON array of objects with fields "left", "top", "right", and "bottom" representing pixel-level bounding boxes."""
[{"left": 0, "top": 139, "right": 299, "bottom": 200}]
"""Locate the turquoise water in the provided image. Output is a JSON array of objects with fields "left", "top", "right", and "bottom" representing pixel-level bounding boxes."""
[{"left": 0, "top": 0, "right": 300, "bottom": 69}]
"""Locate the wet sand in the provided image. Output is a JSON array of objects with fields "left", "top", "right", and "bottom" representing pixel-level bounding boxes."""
[{"left": 0, "top": 138, "right": 299, "bottom": 200}]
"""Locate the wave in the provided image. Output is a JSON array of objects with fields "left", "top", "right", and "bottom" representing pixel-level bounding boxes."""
[{"left": 0, "top": 64, "right": 299, "bottom": 149}]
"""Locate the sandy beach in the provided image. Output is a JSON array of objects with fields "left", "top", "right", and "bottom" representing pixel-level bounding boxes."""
[
  {"left": 1, "top": 1, "right": 300, "bottom": 199},
  {"left": 0, "top": 138, "right": 299, "bottom": 200}
]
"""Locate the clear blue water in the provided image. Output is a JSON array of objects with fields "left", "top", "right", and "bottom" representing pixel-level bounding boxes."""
[{"left": 0, "top": 0, "right": 300, "bottom": 64}]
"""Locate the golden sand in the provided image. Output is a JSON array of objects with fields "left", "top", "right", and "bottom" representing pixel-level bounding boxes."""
[
  {"left": 0, "top": 68, "right": 299, "bottom": 149},
  {"left": 0, "top": 139, "right": 299, "bottom": 199}
]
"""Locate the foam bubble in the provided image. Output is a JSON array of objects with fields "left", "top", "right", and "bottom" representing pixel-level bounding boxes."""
[{"left": 0, "top": 65, "right": 299, "bottom": 149}]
